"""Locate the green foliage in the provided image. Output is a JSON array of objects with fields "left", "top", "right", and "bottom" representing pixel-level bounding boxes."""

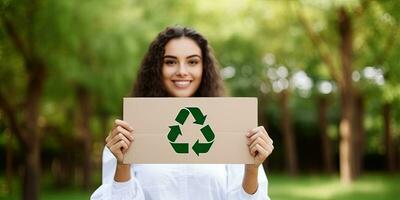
[{"left": 0, "top": 0, "right": 399, "bottom": 191}]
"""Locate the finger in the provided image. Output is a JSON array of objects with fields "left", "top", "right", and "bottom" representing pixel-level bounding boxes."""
[
  {"left": 250, "top": 143, "right": 263, "bottom": 156},
  {"left": 111, "top": 140, "right": 128, "bottom": 153},
  {"left": 105, "top": 130, "right": 117, "bottom": 143},
  {"left": 264, "top": 144, "right": 274, "bottom": 156},
  {"left": 247, "top": 126, "right": 262, "bottom": 137},
  {"left": 247, "top": 126, "right": 267, "bottom": 138},
  {"left": 108, "top": 132, "right": 131, "bottom": 147},
  {"left": 251, "top": 144, "right": 268, "bottom": 160},
  {"left": 110, "top": 126, "right": 134, "bottom": 141},
  {"left": 248, "top": 126, "right": 266, "bottom": 135},
  {"left": 248, "top": 131, "right": 268, "bottom": 145},
  {"left": 121, "top": 140, "right": 130, "bottom": 153},
  {"left": 249, "top": 137, "right": 268, "bottom": 151},
  {"left": 109, "top": 141, "right": 122, "bottom": 153},
  {"left": 106, "top": 133, "right": 120, "bottom": 148},
  {"left": 109, "top": 141, "right": 128, "bottom": 160},
  {"left": 114, "top": 119, "right": 133, "bottom": 132},
  {"left": 109, "top": 127, "right": 120, "bottom": 139},
  {"left": 116, "top": 126, "right": 134, "bottom": 141},
  {"left": 255, "top": 147, "right": 268, "bottom": 161},
  {"left": 265, "top": 142, "right": 274, "bottom": 153},
  {"left": 248, "top": 126, "right": 270, "bottom": 137},
  {"left": 267, "top": 137, "right": 273, "bottom": 145}
]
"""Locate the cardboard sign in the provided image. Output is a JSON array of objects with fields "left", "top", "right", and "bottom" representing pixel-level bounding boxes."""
[{"left": 122, "top": 97, "right": 257, "bottom": 164}]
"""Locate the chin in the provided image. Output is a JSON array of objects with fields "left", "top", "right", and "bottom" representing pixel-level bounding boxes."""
[
  {"left": 173, "top": 92, "right": 193, "bottom": 97},
  {"left": 169, "top": 89, "right": 196, "bottom": 97}
]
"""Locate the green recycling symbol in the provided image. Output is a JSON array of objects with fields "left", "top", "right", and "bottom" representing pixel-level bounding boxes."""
[{"left": 167, "top": 107, "right": 215, "bottom": 156}]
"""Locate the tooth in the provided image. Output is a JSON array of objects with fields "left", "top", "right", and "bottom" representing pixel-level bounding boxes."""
[{"left": 174, "top": 81, "right": 190, "bottom": 87}]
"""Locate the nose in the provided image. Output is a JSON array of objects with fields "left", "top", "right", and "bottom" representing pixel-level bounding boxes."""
[{"left": 176, "top": 63, "right": 189, "bottom": 77}]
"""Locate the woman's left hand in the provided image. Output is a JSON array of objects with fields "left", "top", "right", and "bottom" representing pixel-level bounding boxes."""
[
  {"left": 242, "top": 126, "right": 273, "bottom": 194},
  {"left": 246, "top": 126, "right": 274, "bottom": 167}
]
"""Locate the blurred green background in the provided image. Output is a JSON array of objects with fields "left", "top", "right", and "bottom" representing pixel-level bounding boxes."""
[{"left": 1, "top": 0, "right": 399, "bottom": 199}]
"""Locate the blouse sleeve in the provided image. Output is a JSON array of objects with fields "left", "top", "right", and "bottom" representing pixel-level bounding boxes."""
[
  {"left": 226, "top": 164, "right": 271, "bottom": 200},
  {"left": 90, "top": 146, "right": 145, "bottom": 200}
]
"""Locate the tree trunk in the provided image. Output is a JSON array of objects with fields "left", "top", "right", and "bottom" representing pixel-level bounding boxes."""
[
  {"left": 396, "top": 135, "right": 400, "bottom": 171},
  {"left": 1, "top": 2, "right": 46, "bottom": 198},
  {"left": 278, "top": 90, "right": 298, "bottom": 176},
  {"left": 5, "top": 130, "right": 13, "bottom": 195},
  {"left": 353, "top": 92, "right": 365, "bottom": 177},
  {"left": 397, "top": 131, "right": 400, "bottom": 171},
  {"left": 23, "top": 138, "right": 41, "bottom": 200},
  {"left": 20, "top": 61, "right": 46, "bottom": 200},
  {"left": 52, "top": 131, "right": 75, "bottom": 187},
  {"left": 76, "top": 86, "right": 92, "bottom": 190},
  {"left": 318, "top": 96, "right": 334, "bottom": 173},
  {"left": 0, "top": 57, "right": 45, "bottom": 200},
  {"left": 383, "top": 103, "right": 395, "bottom": 172},
  {"left": 338, "top": 7, "right": 355, "bottom": 184}
]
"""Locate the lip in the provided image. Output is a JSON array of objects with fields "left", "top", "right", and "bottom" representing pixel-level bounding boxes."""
[{"left": 172, "top": 80, "right": 192, "bottom": 89}]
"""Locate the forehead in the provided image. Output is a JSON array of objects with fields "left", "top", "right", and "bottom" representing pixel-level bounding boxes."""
[{"left": 164, "top": 37, "right": 202, "bottom": 57}]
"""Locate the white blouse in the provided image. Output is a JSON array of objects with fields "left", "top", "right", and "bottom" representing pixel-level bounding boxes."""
[{"left": 91, "top": 147, "right": 271, "bottom": 200}]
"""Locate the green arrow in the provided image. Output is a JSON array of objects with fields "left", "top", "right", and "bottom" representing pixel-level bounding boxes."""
[
  {"left": 175, "top": 108, "right": 190, "bottom": 125},
  {"left": 170, "top": 143, "right": 189, "bottom": 153},
  {"left": 192, "top": 140, "right": 213, "bottom": 156},
  {"left": 187, "top": 107, "right": 207, "bottom": 125},
  {"left": 167, "top": 125, "right": 182, "bottom": 142},
  {"left": 200, "top": 125, "right": 215, "bottom": 142}
]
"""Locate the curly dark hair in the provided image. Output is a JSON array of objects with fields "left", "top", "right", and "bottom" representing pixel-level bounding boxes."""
[{"left": 132, "top": 26, "right": 225, "bottom": 97}]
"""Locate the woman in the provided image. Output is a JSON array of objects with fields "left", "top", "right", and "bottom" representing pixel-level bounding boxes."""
[{"left": 91, "top": 26, "right": 274, "bottom": 200}]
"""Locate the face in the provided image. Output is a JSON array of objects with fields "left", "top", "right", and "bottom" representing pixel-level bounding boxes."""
[{"left": 162, "top": 37, "right": 203, "bottom": 97}]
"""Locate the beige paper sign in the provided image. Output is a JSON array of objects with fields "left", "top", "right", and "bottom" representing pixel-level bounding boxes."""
[{"left": 123, "top": 97, "right": 257, "bottom": 164}]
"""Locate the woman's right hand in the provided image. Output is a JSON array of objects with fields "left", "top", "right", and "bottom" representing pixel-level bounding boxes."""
[{"left": 105, "top": 119, "right": 134, "bottom": 164}]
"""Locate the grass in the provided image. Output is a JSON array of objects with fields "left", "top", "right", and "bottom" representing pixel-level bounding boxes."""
[
  {"left": 1, "top": 173, "right": 399, "bottom": 200},
  {"left": 0, "top": 189, "right": 91, "bottom": 200},
  {"left": 268, "top": 173, "right": 400, "bottom": 200},
  {"left": 0, "top": 174, "right": 94, "bottom": 200}
]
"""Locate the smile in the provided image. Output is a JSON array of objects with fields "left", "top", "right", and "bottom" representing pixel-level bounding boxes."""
[{"left": 173, "top": 80, "right": 192, "bottom": 88}]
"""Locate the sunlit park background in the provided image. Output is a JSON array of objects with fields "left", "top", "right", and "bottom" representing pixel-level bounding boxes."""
[{"left": 1, "top": 0, "right": 400, "bottom": 199}]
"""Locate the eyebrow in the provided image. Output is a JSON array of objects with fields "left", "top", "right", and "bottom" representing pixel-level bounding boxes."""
[{"left": 163, "top": 55, "right": 202, "bottom": 59}]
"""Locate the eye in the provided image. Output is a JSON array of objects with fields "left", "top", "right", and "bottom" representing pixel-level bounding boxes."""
[
  {"left": 188, "top": 59, "right": 199, "bottom": 66},
  {"left": 164, "top": 59, "right": 177, "bottom": 66}
]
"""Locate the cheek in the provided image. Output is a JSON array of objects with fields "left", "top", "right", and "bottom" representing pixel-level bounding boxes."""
[
  {"left": 162, "top": 66, "right": 173, "bottom": 80},
  {"left": 193, "top": 66, "right": 203, "bottom": 80}
]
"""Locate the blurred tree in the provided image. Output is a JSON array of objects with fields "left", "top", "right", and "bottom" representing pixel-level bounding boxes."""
[
  {"left": 298, "top": 4, "right": 358, "bottom": 183},
  {"left": 1, "top": 0, "right": 142, "bottom": 197},
  {"left": 41, "top": 0, "right": 143, "bottom": 189},
  {"left": 278, "top": 89, "right": 298, "bottom": 175},
  {"left": 0, "top": 0, "right": 48, "bottom": 199},
  {"left": 296, "top": 0, "right": 400, "bottom": 182}
]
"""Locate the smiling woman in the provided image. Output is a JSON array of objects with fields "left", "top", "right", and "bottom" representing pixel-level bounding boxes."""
[
  {"left": 132, "top": 26, "right": 224, "bottom": 97},
  {"left": 91, "top": 26, "right": 274, "bottom": 200},
  {"left": 162, "top": 37, "right": 203, "bottom": 97}
]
